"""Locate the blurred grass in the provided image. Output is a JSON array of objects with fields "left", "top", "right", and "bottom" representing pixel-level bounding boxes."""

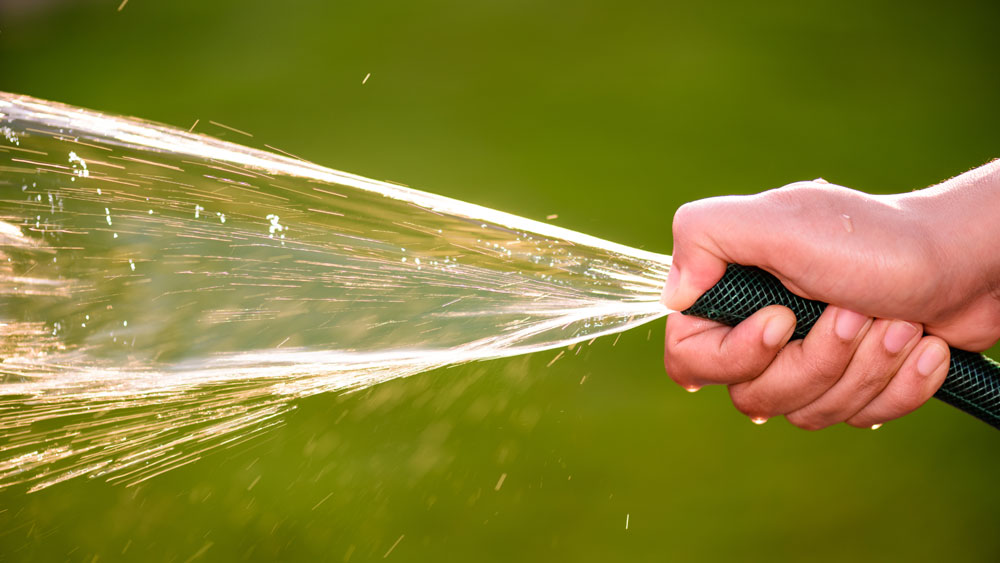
[{"left": 1, "top": 0, "right": 1000, "bottom": 561}]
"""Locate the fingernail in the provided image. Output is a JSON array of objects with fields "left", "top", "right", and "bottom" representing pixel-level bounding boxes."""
[
  {"left": 750, "top": 417, "right": 768, "bottom": 425},
  {"left": 917, "top": 343, "right": 948, "bottom": 377},
  {"left": 685, "top": 386, "right": 701, "bottom": 393},
  {"left": 870, "top": 423, "right": 883, "bottom": 430},
  {"left": 762, "top": 314, "right": 794, "bottom": 348},
  {"left": 883, "top": 321, "right": 919, "bottom": 354},
  {"left": 813, "top": 177, "right": 829, "bottom": 184},
  {"left": 660, "top": 266, "right": 681, "bottom": 309},
  {"left": 834, "top": 308, "right": 867, "bottom": 341}
]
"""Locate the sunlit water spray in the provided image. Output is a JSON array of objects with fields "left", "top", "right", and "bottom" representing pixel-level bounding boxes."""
[{"left": 0, "top": 93, "right": 671, "bottom": 492}]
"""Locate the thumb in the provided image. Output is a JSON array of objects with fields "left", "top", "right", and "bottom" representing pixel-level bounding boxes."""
[
  {"left": 660, "top": 251, "right": 728, "bottom": 312},
  {"left": 660, "top": 199, "right": 738, "bottom": 311}
]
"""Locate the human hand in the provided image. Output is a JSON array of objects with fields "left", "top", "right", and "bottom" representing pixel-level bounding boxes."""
[{"left": 661, "top": 163, "right": 1000, "bottom": 429}]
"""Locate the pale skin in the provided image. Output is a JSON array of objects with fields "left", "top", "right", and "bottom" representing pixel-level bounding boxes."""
[{"left": 661, "top": 159, "right": 1000, "bottom": 430}]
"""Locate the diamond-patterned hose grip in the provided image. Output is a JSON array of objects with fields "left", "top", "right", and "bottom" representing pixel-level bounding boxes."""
[{"left": 682, "top": 264, "right": 1000, "bottom": 430}]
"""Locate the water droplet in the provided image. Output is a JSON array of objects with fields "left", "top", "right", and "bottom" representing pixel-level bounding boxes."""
[
  {"left": 68, "top": 151, "right": 90, "bottom": 178},
  {"left": 840, "top": 214, "right": 853, "bottom": 233},
  {"left": 266, "top": 214, "right": 285, "bottom": 238}
]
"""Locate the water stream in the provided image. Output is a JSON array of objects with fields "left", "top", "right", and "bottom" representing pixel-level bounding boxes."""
[{"left": 0, "top": 93, "right": 671, "bottom": 492}]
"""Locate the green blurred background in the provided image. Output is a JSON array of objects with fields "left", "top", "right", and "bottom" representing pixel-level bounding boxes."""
[{"left": 2, "top": 0, "right": 1000, "bottom": 561}]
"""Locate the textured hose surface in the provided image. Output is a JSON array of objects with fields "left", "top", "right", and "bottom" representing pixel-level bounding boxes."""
[{"left": 683, "top": 264, "right": 1000, "bottom": 430}]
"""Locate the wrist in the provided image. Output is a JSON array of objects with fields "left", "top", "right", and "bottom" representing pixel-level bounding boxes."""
[{"left": 899, "top": 160, "right": 1000, "bottom": 307}]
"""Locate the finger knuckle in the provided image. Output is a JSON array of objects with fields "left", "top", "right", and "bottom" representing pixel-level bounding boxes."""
[
  {"left": 729, "top": 385, "right": 769, "bottom": 417},
  {"left": 855, "top": 367, "right": 893, "bottom": 396},
  {"left": 662, "top": 350, "right": 694, "bottom": 388},
  {"left": 845, "top": 417, "right": 871, "bottom": 429},
  {"left": 786, "top": 412, "right": 828, "bottom": 432},
  {"left": 726, "top": 355, "right": 760, "bottom": 382},
  {"left": 671, "top": 199, "right": 719, "bottom": 240},
  {"left": 886, "top": 385, "right": 930, "bottom": 416},
  {"left": 670, "top": 203, "right": 698, "bottom": 242},
  {"left": 801, "top": 355, "right": 844, "bottom": 386},
  {"left": 783, "top": 180, "right": 823, "bottom": 191},
  {"left": 720, "top": 341, "right": 771, "bottom": 382},
  {"left": 766, "top": 182, "right": 821, "bottom": 206}
]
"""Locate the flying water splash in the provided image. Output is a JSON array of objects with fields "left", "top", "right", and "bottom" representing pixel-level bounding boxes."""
[{"left": 0, "top": 92, "right": 671, "bottom": 492}]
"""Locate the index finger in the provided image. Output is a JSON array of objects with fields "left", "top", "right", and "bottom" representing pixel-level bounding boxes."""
[{"left": 663, "top": 305, "right": 796, "bottom": 389}]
